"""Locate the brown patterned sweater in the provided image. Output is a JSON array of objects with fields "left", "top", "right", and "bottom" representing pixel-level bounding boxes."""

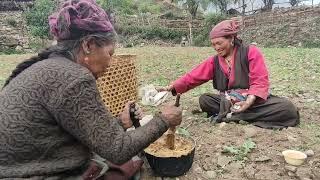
[{"left": 0, "top": 55, "right": 168, "bottom": 179}]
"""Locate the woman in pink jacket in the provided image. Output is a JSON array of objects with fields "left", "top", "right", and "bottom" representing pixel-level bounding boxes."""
[{"left": 161, "top": 20, "right": 299, "bottom": 129}]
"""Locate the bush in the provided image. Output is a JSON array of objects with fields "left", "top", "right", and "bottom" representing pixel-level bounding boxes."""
[
  {"left": 138, "top": 2, "right": 161, "bottom": 14},
  {"left": 117, "top": 24, "right": 188, "bottom": 47},
  {"left": 97, "top": 0, "right": 136, "bottom": 15},
  {"left": 0, "top": 48, "right": 24, "bottom": 55},
  {"left": 193, "top": 13, "right": 226, "bottom": 46},
  {"left": 5, "top": 18, "right": 18, "bottom": 27},
  {"left": 97, "top": 0, "right": 162, "bottom": 15},
  {"left": 119, "top": 25, "right": 187, "bottom": 43},
  {"left": 302, "top": 40, "right": 320, "bottom": 48},
  {"left": 25, "top": 0, "right": 58, "bottom": 39}
]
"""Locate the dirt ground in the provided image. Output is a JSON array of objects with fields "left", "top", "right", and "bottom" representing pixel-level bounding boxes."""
[{"left": 140, "top": 95, "right": 320, "bottom": 180}]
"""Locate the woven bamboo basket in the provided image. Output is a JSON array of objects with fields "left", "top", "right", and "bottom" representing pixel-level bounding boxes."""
[{"left": 96, "top": 54, "right": 138, "bottom": 116}]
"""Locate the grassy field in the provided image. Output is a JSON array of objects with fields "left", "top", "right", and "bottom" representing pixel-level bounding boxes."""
[
  {"left": 1, "top": 47, "right": 319, "bottom": 95},
  {"left": 0, "top": 47, "right": 320, "bottom": 179}
]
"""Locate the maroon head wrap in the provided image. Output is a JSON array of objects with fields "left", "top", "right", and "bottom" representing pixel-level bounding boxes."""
[
  {"left": 49, "top": 0, "right": 114, "bottom": 40},
  {"left": 209, "top": 20, "right": 240, "bottom": 39}
]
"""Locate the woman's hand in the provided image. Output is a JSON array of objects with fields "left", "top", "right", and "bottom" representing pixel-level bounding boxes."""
[
  {"left": 157, "top": 84, "right": 174, "bottom": 92},
  {"left": 118, "top": 101, "right": 133, "bottom": 129},
  {"left": 119, "top": 101, "right": 144, "bottom": 129},
  {"left": 160, "top": 102, "right": 182, "bottom": 127},
  {"left": 132, "top": 104, "right": 143, "bottom": 121},
  {"left": 231, "top": 95, "right": 256, "bottom": 113}
]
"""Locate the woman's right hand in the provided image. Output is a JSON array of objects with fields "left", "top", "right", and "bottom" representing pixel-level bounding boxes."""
[
  {"left": 160, "top": 103, "right": 182, "bottom": 127},
  {"left": 157, "top": 84, "right": 174, "bottom": 92}
]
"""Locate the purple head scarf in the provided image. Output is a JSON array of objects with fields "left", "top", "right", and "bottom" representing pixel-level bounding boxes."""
[
  {"left": 209, "top": 20, "right": 240, "bottom": 39},
  {"left": 49, "top": 0, "right": 114, "bottom": 41}
]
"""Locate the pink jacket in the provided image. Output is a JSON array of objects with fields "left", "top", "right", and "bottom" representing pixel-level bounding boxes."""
[{"left": 173, "top": 45, "right": 269, "bottom": 101}]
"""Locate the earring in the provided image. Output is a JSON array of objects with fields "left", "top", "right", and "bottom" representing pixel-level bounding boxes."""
[
  {"left": 84, "top": 56, "right": 89, "bottom": 63},
  {"left": 85, "top": 51, "right": 90, "bottom": 55},
  {"left": 231, "top": 41, "right": 234, "bottom": 46}
]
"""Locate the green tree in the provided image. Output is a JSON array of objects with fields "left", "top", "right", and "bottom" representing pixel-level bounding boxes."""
[
  {"left": 262, "top": 0, "right": 274, "bottom": 10},
  {"left": 177, "top": 0, "right": 238, "bottom": 17},
  {"left": 25, "top": 0, "right": 58, "bottom": 39},
  {"left": 97, "top": 0, "right": 161, "bottom": 15},
  {"left": 97, "top": 0, "right": 136, "bottom": 14}
]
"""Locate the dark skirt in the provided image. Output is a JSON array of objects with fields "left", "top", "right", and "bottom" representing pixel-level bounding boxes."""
[{"left": 199, "top": 93, "right": 300, "bottom": 129}]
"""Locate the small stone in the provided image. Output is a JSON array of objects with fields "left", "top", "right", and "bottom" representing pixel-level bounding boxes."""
[
  {"left": 304, "top": 150, "right": 314, "bottom": 157},
  {"left": 288, "top": 171, "right": 296, "bottom": 177},
  {"left": 219, "top": 122, "right": 227, "bottom": 128},
  {"left": 285, "top": 165, "right": 297, "bottom": 172},
  {"left": 206, "top": 170, "right": 217, "bottom": 179}
]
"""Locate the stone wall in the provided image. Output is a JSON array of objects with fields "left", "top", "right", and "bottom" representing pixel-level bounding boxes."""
[
  {"left": 0, "top": 11, "right": 31, "bottom": 52},
  {"left": 0, "top": 0, "right": 33, "bottom": 11},
  {"left": 243, "top": 6, "right": 320, "bottom": 27},
  {"left": 240, "top": 6, "right": 320, "bottom": 47}
]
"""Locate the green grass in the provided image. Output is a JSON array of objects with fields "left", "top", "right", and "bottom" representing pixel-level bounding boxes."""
[
  {"left": 1, "top": 47, "right": 320, "bottom": 98},
  {"left": 117, "top": 47, "right": 320, "bottom": 97},
  {"left": 0, "top": 54, "right": 30, "bottom": 86},
  {"left": 2, "top": 47, "right": 319, "bottom": 94}
]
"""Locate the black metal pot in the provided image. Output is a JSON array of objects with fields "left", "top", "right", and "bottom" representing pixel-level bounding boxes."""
[{"left": 144, "top": 136, "right": 195, "bottom": 177}]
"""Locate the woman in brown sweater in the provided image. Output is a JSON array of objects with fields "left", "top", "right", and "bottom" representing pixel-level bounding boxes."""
[{"left": 0, "top": 0, "right": 182, "bottom": 179}]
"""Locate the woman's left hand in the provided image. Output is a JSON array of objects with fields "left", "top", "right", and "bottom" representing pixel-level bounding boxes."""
[
  {"left": 132, "top": 104, "right": 143, "bottom": 121},
  {"left": 231, "top": 94, "right": 256, "bottom": 113},
  {"left": 118, "top": 101, "right": 143, "bottom": 129},
  {"left": 231, "top": 101, "right": 251, "bottom": 113}
]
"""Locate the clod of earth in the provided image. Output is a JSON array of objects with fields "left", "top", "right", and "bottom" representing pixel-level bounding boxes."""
[
  {"left": 285, "top": 165, "right": 297, "bottom": 172},
  {"left": 217, "top": 155, "right": 232, "bottom": 167}
]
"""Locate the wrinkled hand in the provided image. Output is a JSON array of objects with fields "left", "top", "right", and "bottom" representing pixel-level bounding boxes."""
[
  {"left": 231, "top": 94, "right": 256, "bottom": 113},
  {"left": 230, "top": 101, "right": 251, "bottom": 113},
  {"left": 160, "top": 102, "right": 182, "bottom": 127},
  {"left": 132, "top": 104, "right": 143, "bottom": 121},
  {"left": 156, "top": 84, "right": 174, "bottom": 92},
  {"left": 118, "top": 101, "right": 135, "bottom": 129}
]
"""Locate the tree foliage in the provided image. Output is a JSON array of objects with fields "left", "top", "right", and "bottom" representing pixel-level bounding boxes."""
[
  {"left": 96, "top": 0, "right": 161, "bottom": 15},
  {"left": 25, "top": 0, "right": 58, "bottom": 38}
]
